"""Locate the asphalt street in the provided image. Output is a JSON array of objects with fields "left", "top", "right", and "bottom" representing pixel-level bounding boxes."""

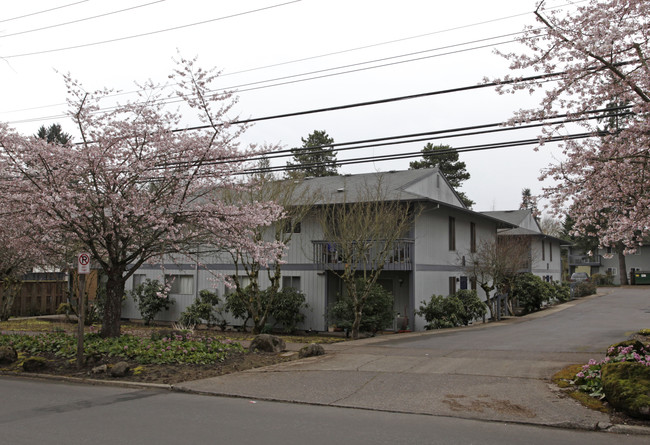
[{"left": 1, "top": 377, "right": 648, "bottom": 445}]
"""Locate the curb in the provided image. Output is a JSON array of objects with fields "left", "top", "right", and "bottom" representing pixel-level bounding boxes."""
[{"left": 0, "top": 370, "right": 173, "bottom": 391}]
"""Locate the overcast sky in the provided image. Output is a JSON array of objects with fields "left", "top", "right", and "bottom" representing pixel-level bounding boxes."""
[{"left": 0, "top": 0, "right": 583, "bottom": 212}]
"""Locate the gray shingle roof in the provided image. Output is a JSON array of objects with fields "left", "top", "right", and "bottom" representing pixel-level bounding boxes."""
[{"left": 293, "top": 169, "right": 442, "bottom": 205}]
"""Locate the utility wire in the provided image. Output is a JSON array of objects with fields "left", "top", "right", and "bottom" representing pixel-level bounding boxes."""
[
  {"left": 2, "top": 30, "right": 527, "bottom": 122},
  {"left": 0, "top": 1, "right": 89, "bottom": 24},
  {"left": 0, "top": 0, "right": 302, "bottom": 59},
  {"left": 0, "top": 1, "right": 167, "bottom": 39}
]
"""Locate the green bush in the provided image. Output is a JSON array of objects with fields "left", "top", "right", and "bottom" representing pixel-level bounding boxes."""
[
  {"left": 328, "top": 280, "right": 394, "bottom": 334},
  {"left": 270, "top": 287, "right": 309, "bottom": 334},
  {"left": 591, "top": 273, "right": 614, "bottom": 286},
  {"left": 128, "top": 279, "right": 174, "bottom": 326},
  {"left": 512, "top": 273, "right": 553, "bottom": 314},
  {"left": 573, "top": 281, "right": 597, "bottom": 298},
  {"left": 417, "top": 294, "right": 465, "bottom": 329},
  {"left": 552, "top": 282, "right": 571, "bottom": 303},
  {"left": 455, "top": 290, "right": 487, "bottom": 325},
  {"left": 178, "top": 289, "right": 225, "bottom": 329}
]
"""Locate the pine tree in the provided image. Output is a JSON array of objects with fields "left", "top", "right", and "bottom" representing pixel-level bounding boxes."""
[
  {"left": 410, "top": 143, "right": 473, "bottom": 208},
  {"left": 286, "top": 130, "right": 338, "bottom": 177}
]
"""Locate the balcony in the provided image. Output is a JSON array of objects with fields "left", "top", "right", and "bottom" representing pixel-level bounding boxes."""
[
  {"left": 312, "top": 239, "right": 414, "bottom": 271},
  {"left": 568, "top": 254, "right": 602, "bottom": 266}
]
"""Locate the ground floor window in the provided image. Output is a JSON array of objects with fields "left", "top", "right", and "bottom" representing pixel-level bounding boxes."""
[
  {"left": 164, "top": 274, "right": 194, "bottom": 295},
  {"left": 282, "top": 276, "right": 301, "bottom": 290}
]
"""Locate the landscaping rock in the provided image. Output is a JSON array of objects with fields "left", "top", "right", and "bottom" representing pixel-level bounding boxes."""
[
  {"left": 91, "top": 364, "right": 108, "bottom": 374},
  {"left": 22, "top": 357, "right": 47, "bottom": 372},
  {"left": 601, "top": 362, "right": 650, "bottom": 420},
  {"left": 109, "top": 361, "right": 131, "bottom": 377},
  {"left": 298, "top": 343, "right": 325, "bottom": 358},
  {"left": 249, "top": 334, "right": 286, "bottom": 353},
  {"left": 0, "top": 345, "right": 17, "bottom": 364}
]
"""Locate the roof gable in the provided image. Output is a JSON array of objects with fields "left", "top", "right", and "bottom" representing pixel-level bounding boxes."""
[
  {"left": 294, "top": 168, "right": 465, "bottom": 207},
  {"left": 482, "top": 209, "right": 542, "bottom": 233}
]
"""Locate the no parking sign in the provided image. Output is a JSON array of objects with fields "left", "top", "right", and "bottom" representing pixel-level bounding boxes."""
[{"left": 77, "top": 253, "right": 91, "bottom": 274}]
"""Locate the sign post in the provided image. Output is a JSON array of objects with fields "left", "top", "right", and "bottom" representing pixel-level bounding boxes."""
[{"left": 76, "top": 253, "right": 91, "bottom": 369}]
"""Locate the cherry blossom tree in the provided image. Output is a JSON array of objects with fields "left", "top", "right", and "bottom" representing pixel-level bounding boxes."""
[
  {"left": 495, "top": 0, "right": 649, "bottom": 252},
  {"left": 0, "top": 57, "right": 284, "bottom": 337},
  {"left": 0, "top": 204, "right": 49, "bottom": 320}
]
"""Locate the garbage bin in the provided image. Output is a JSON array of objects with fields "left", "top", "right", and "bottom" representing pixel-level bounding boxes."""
[{"left": 633, "top": 271, "right": 650, "bottom": 285}]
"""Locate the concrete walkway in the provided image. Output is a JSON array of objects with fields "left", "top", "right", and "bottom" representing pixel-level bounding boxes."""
[{"left": 176, "top": 293, "right": 647, "bottom": 432}]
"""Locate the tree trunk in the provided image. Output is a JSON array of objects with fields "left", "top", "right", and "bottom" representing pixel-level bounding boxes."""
[
  {"left": 101, "top": 268, "right": 126, "bottom": 338},
  {"left": 618, "top": 250, "right": 629, "bottom": 285},
  {"left": 351, "top": 308, "right": 361, "bottom": 340}
]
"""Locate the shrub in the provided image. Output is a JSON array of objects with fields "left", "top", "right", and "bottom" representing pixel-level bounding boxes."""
[
  {"left": 328, "top": 280, "right": 394, "bottom": 335},
  {"left": 178, "top": 289, "right": 225, "bottom": 329},
  {"left": 591, "top": 273, "right": 614, "bottom": 286},
  {"left": 417, "top": 294, "right": 465, "bottom": 329},
  {"left": 270, "top": 287, "right": 309, "bottom": 334},
  {"left": 512, "top": 273, "right": 553, "bottom": 314},
  {"left": 455, "top": 290, "right": 487, "bottom": 325},
  {"left": 573, "top": 281, "right": 597, "bottom": 298},
  {"left": 552, "top": 282, "right": 571, "bottom": 303},
  {"left": 128, "top": 279, "right": 174, "bottom": 326}
]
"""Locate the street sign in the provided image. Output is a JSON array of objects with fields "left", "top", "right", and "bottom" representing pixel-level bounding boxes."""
[{"left": 77, "top": 252, "right": 91, "bottom": 274}]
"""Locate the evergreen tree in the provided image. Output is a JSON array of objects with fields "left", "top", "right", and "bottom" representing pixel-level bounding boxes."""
[
  {"left": 409, "top": 143, "right": 473, "bottom": 208},
  {"left": 35, "top": 123, "right": 72, "bottom": 146},
  {"left": 286, "top": 130, "right": 338, "bottom": 177}
]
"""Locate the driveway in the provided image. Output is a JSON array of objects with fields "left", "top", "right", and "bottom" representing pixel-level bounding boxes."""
[{"left": 177, "top": 287, "right": 650, "bottom": 430}]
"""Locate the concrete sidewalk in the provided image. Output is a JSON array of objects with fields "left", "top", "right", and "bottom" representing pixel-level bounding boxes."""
[{"left": 175, "top": 298, "right": 645, "bottom": 433}]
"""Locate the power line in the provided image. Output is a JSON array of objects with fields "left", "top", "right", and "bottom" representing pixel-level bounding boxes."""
[
  {"left": 0, "top": 1, "right": 167, "bottom": 39},
  {"left": 0, "top": 0, "right": 302, "bottom": 59},
  {"left": 0, "top": 1, "right": 89, "bottom": 24},
  {"left": 2, "top": 30, "right": 527, "bottom": 122}
]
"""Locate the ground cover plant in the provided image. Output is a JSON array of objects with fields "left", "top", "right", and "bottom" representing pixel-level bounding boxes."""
[
  {"left": 553, "top": 330, "right": 650, "bottom": 423},
  {"left": 0, "top": 319, "right": 345, "bottom": 384}
]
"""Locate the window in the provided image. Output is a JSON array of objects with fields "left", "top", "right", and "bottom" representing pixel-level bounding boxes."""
[
  {"left": 449, "top": 216, "right": 456, "bottom": 251},
  {"left": 225, "top": 276, "right": 251, "bottom": 295},
  {"left": 470, "top": 277, "right": 477, "bottom": 291},
  {"left": 283, "top": 220, "right": 301, "bottom": 234},
  {"left": 282, "top": 276, "right": 301, "bottom": 290},
  {"left": 470, "top": 222, "right": 476, "bottom": 253},
  {"left": 165, "top": 274, "right": 194, "bottom": 295},
  {"left": 549, "top": 242, "right": 553, "bottom": 261},
  {"left": 449, "top": 276, "right": 457, "bottom": 296},
  {"left": 132, "top": 274, "right": 146, "bottom": 289},
  {"left": 541, "top": 240, "right": 545, "bottom": 261},
  {"left": 607, "top": 267, "right": 617, "bottom": 276}
]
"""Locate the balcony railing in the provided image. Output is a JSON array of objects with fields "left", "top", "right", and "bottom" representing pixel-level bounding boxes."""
[
  {"left": 312, "top": 239, "right": 414, "bottom": 271},
  {"left": 568, "top": 254, "right": 602, "bottom": 266}
]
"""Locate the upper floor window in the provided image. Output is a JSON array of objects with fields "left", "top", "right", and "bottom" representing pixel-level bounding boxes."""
[
  {"left": 283, "top": 220, "right": 301, "bottom": 234},
  {"left": 449, "top": 216, "right": 456, "bottom": 251},
  {"left": 470, "top": 222, "right": 476, "bottom": 253},
  {"left": 542, "top": 240, "right": 546, "bottom": 261}
]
